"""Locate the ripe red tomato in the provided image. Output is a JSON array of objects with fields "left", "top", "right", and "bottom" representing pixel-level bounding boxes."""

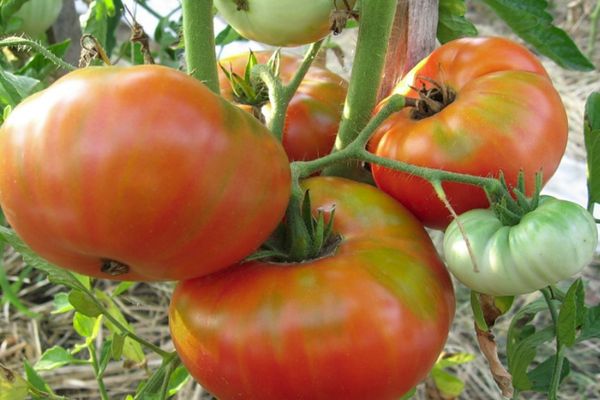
[
  {"left": 370, "top": 37, "right": 568, "bottom": 229},
  {"left": 170, "top": 177, "right": 455, "bottom": 400},
  {"left": 0, "top": 65, "right": 291, "bottom": 281},
  {"left": 218, "top": 52, "right": 347, "bottom": 161}
]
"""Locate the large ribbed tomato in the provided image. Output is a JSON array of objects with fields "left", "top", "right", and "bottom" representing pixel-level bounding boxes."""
[
  {"left": 0, "top": 65, "right": 291, "bottom": 281},
  {"left": 370, "top": 37, "right": 568, "bottom": 229},
  {"left": 170, "top": 177, "right": 455, "bottom": 400},
  {"left": 219, "top": 52, "right": 347, "bottom": 161}
]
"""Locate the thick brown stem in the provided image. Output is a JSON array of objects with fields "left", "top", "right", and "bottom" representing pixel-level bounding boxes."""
[{"left": 377, "top": 0, "right": 439, "bottom": 102}]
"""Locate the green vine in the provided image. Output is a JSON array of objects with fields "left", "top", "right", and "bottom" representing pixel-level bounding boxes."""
[
  {"left": 0, "top": 36, "right": 76, "bottom": 72},
  {"left": 181, "top": 0, "right": 219, "bottom": 93}
]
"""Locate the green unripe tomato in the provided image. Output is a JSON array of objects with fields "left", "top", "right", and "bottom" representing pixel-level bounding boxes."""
[
  {"left": 443, "top": 196, "right": 598, "bottom": 296},
  {"left": 214, "top": 0, "right": 357, "bottom": 47},
  {"left": 13, "top": 0, "right": 63, "bottom": 37}
]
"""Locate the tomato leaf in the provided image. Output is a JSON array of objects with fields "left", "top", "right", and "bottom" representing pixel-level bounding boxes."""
[
  {"left": 0, "top": 0, "right": 27, "bottom": 24},
  {"left": 134, "top": 356, "right": 177, "bottom": 400},
  {"left": 480, "top": 0, "right": 595, "bottom": 71},
  {"left": 508, "top": 326, "right": 555, "bottom": 391},
  {"left": 470, "top": 291, "right": 489, "bottom": 331},
  {"left": 0, "top": 69, "right": 41, "bottom": 106},
  {"left": 98, "top": 339, "right": 113, "bottom": 376},
  {"left": 68, "top": 290, "right": 103, "bottom": 318},
  {"left": 585, "top": 92, "right": 600, "bottom": 209},
  {"left": 23, "top": 360, "right": 52, "bottom": 395},
  {"left": 526, "top": 355, "right": 570, "bottom": 393},
  {"left": 437, "top": 0, "right": 478, "bottom": 43},
  {"left": 166, "top": 364, "right": 191, "bottom": 397},
  {"left": 215, "top": 24, "right": 245, "bottom": 46},
  {"left": 34, "top": 346, "right": 76, "bottom": 371},
  {"left": 431, "top": 368, "right": 465, "bottom": 397},
  {"left": 0, "top": 226, "right": 87, "bottom": 292},
  {"left": 111, "top": 333, "right": 126, "bottom": 361},
  {"left": 81, "top": 0, "right": 122, "bottom": 57},
  {"left": 73, "top": 312, "right": 101, "bottom": 340},
  {"left": 112, "top": 281, "right": 135, "bottom": 297},
  {"left": 557, "top": 279, "right": 584, "bottom": 347},
  {"left": 51, "top": 292, "right": 74, "bottom": 315},
  {"left": 577, "top": 303, "right": 600, "bottom": 342}
]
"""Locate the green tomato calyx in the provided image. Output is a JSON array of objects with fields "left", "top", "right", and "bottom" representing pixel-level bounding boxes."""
[
  {"left": 245, "top": 189, "right": 341, "bottom": 264},
  {"left": 219, "top": 50, "right": 280, "bottom": 110},
  {"left": 485, "top": 171, "right": 543, "bottom": 226}
]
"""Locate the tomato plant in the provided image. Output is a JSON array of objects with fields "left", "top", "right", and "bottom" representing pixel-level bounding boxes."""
[
  {"left": 213, "top": 0, "right": 357, "bottom": 47},
  {"left": 169, "top": 177, "right": 455, "bottom": 400},
  {"left": 218, "top": 52, "right": 347, "bottom": 161},
  {"left": 370, "top": 37, "right": 569, "bottom": 229},
  {"left": 443, "top": 196, "right": 598, "bottom": 296},
  {"left": 0, "top": 1, "right": 598, "bottom": 400},
  {"left": 0, "top": 64, "right": 291, "bottom": 281},
  {"left": 12, "top": 0, "right": 63, "bottom": 37}
]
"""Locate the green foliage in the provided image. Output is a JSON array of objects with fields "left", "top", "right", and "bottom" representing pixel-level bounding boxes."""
[
  {"left": 437, "top": 0, "right": 478, "bottom": 43},
  {"left": 81, "top": 0, "right": 123, "bottom": 57},
  {"left": 507, "top": 281, "right": 598, "bottom": 396},
  {"left": 585, "top": 92, "right": 600, "bottom": 211},
  {"left": 431, "top": 353, "right": 475, "bottom": 397},
  {"left": 480, "top": 0, "right": 595, "bottom": 71},
  {"left": 215, "top": 24, "right": 245, "bottom": 46}
]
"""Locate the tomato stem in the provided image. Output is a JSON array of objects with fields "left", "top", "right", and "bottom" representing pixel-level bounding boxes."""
[
  {"left": 321, "top": 0, "right": 399, "bottom": 181},
  {"left": 540, "top": 287, "right": 565, "bottom": 400},
  {"left": 88, "top": 341, "right": 110, "bottom": 400},
  {"left": 252, "top": 40, "right": 324, "bottom": 140},
  {"left": 291, "top": 94, "right": 501, "bottom": 193},
  {"left": 0, "top": 36, "right": 76, "bottom": 72},
  {"left": 181, "top": 0, "right": 220, "bottom": 94}
]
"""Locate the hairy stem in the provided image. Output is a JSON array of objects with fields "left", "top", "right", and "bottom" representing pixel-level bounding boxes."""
[
  {"left": 253, "top": 40, "right": 324, "bottom": 140},
  {"left": 0, "top": 37, "right": 76, "bottom": 71},
  {"left": 291, "top": 94, "right": 499, "bottom": 193},
  {"left": 321, "top": 0, "right": 398, "bottom": 180},
  {"left": 181, "top": 0, "right": 219, "bottom": 93}
]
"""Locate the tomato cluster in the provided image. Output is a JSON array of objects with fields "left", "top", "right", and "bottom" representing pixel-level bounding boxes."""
[{"left": 1, "top": 3, "right": 597, "bottom": 396}]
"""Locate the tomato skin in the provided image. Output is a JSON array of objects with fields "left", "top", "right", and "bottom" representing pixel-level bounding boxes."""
[
  {"left": 214, "top": 0, "right": 357, "bottom": 47},
  {"left": 219, "top": 52, "right": 347, "bottom": 161},
  {"left": 13, "top": 0, "right": 63, "bottom": 37},
  {"left": 0, "top": 65, "right": 291, "bottom": 281},
  {"left": 443, "top": 196, "right": 598, "bottom": 296},
  {"left": 371, "top": 37, "right": 568, "bottom": 229},
  {"left": 170, "top": 177, "right": 455, "bottom": 400}
]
